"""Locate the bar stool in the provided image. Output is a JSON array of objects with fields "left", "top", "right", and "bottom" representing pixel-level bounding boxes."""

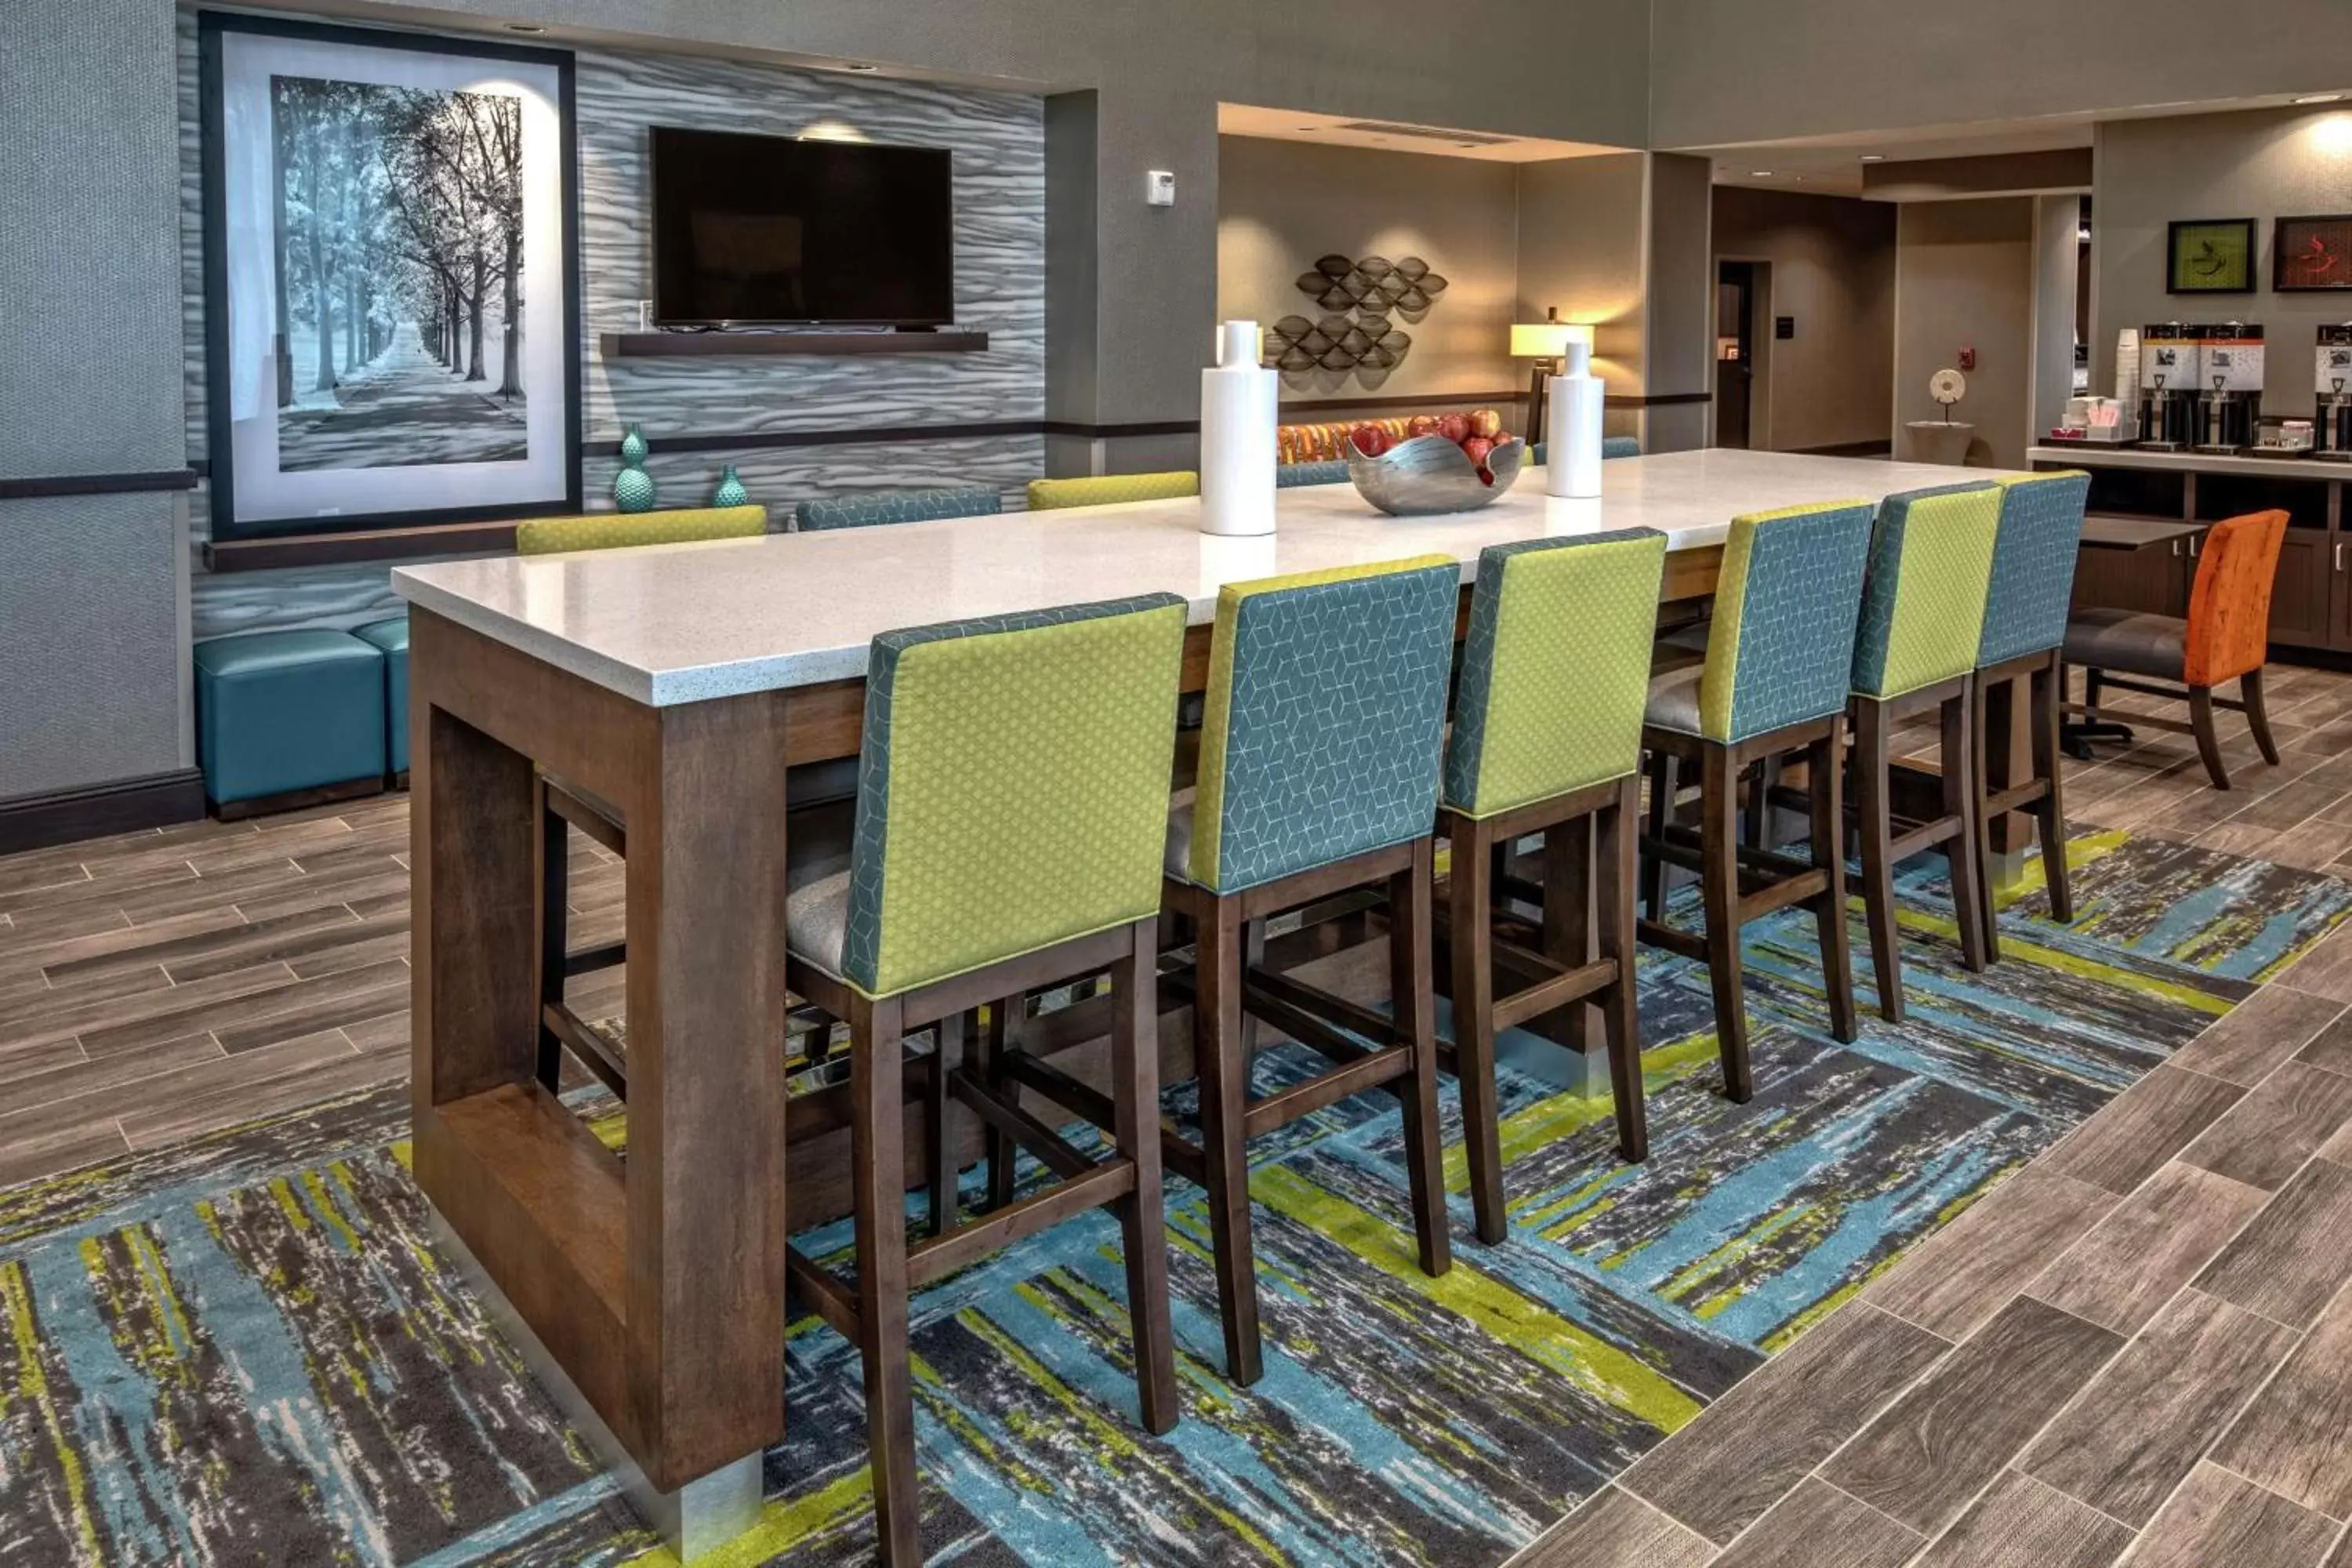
[
  {"left": 781, "top": 591, "right": 1189, "bottom": 1564},
  {"left": 1439, "top": 529, "right": 1668, "bottom": 1245},
  {"left": 1027, "top": 555, "right": 1461, "bottom": 1388},
  {"left": 1026, "top": 471, "right": 1200, "bottom": 510},
  {"left": 1966, "top": 470, "right": 2091, "bottom": 955},
  {"left": 1639, "top": 500, "right": 1875, "bottom": 1100},
  {"left": 1847, "top": 483, "right": 2003, "bottom": 1021}
]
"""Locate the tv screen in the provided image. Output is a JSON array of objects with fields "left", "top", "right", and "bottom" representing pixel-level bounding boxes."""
[{"left": 648, "top": 128, "right": 954, "bottom": 326}]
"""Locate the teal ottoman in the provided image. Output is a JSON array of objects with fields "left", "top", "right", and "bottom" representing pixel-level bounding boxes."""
[
  {"left": 193, "top": 630, "right": 387, "bottom": 815},
  {"left": 353, "top": 616, "right": 410, "bottom": 782}
]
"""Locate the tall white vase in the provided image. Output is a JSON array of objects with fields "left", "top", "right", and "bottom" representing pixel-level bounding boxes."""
[
  {"left": 1544, "top": 341, "right": 1606, "bottom": 499},
  {"left": 1200, "top": 320, "right": 1278, "bottom": 537}
]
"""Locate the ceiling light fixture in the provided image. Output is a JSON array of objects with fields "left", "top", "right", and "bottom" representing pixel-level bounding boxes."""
[
  {"left": 1860, "top": 154, "right": 1886, "bottom": 162},
  {"left": 844, "top": 62, "right": 880, "bottom": 72},
  {"left": 505, "top": 21, "right": 546, "bottom": 31},
  {"left": 2296, "top": 93, "right": 2343, "bottom": 105},
  {"left": 1749, "top": 169, "right": 1774, "bottom": 177}
]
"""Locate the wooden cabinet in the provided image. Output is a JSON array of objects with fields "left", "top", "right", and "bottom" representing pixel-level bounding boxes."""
[
  {"left": 2071, "top": 528, "right": 2195, "bottom": 618},
  {"left": 2267, "top": 530, "right": 2339, "bottom": 650}
]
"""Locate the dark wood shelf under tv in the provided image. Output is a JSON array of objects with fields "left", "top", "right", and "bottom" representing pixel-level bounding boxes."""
[{"left": 599, "top": 330, "right": 989, "bottom": 358}]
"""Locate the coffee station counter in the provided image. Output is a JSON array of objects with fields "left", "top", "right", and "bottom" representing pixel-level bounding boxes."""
[{"left": 2027, "top": 445, "right": 2352, "bottom": 483}]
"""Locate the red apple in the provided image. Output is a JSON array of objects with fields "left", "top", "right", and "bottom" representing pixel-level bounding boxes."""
[
  {"left": 1436, "top": 412, "right": 1471, "bottom": 445},
  {"left": 1468, "top": 408, "right": 1504, "bottom": 440},
  {"left": 1462, "top": 435, "right": 1494, "bottom": 468},
  {"left": 1406, "top": 414, "right": 1442, "bottom": 437},
  {"left": 1349, "top": 423, "right": 1393, "bottom": 458}
]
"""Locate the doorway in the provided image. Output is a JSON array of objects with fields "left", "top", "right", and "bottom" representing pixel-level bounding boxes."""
[{"left": 1716, "top": 260, "right": 1759, "bottom": 448}]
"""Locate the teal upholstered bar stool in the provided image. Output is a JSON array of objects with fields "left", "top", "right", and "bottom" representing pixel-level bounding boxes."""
[
  {"left": 797, "top": 486, "right": 1002, "bottom": 531},
  {"left": 1640, "top": 500, "right": 1875, "bottom": 1099},
  {"left": 782, "top": 592, "right": 1189, "bottom": 1565},
  {"left": 1015, "top": 554, "right": 1461, "bottom": 1387},
  {"left": 1967, "top": 470, "right": 2091, "bottom": 955},
  {"left": 1440, "top": 529, "right": 1667, "bottom": 1245},
  {"left": 1846, "top": 483, "right": 2003, "bottom": 1020},
  {"left": 1027, "top": 471, "right": 1200, "bottom": 510}
]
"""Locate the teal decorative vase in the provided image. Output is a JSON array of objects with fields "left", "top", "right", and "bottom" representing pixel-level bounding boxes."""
[
  {"left": 712, "top": 465, "right": 750, "bottom": 509},
  {"left": 619, "top": 424, "right": 650, "bottom": 466},
  {"left": 613, "top": 463, "right": 657, "bottom": 514}
]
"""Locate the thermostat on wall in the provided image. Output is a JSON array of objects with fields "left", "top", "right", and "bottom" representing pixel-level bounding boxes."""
[{"left": 1145, "top": 170, "right": 1176, "bottom": 206}]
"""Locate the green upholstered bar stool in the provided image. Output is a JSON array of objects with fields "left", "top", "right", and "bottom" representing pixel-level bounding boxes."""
[
  {"left": 796, "top": 486, "right": 1002, "bottom": 531},
  {"left": 1846, "top": 483, "right": 2002, "bottom": 1021},
  {"left": 1440, "top": 529, "right": 1667, "bottom": 1245},
  {"left": 1639, "top": 500, "right": 1875, "bottom": 1100},
  {"left": 1018, "top": 555, "right": 1462, "bottom": 1387},
  {"left": 782, "top": 593, "right": 1189, "bottom": 1565},
  {"left": 1026, "top": 470, "right": 1200, "bottom": 510},
  {"left": 512, "top": 503, "right": 767, "bottom": 554},
  {"left": 1966, "top": 470, "right": 2091, "bottom": 956}
]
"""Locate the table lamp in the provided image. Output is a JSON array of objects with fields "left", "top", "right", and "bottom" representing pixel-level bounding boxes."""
[{"left": 1512, "top": 308, "right": 1593, "bottom": 447}]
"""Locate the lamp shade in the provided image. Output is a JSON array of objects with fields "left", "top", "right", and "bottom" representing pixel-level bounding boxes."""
[{"left": 1510, "top": 320, "right": 1594, "bottom": 358}]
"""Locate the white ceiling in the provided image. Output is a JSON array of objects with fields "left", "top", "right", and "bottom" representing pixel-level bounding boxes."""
[{"left": 1217, "top": 103, "right": 1628, "bottom": 163}]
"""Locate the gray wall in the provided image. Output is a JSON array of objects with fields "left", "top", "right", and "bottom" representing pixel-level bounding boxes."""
[
  {"left": 1894, "top": 198, "right": 2036, "bottom": 469},
  {"left": 1711, "top": 186, "right": 1896, "bottom": 453},
  {"left": 2094, "top": 105, "right": 2352, "bottom": 421},
  {"left": 1, "top": 0, "right": 191, "bottom": 801},
  {"left": 1219, "top": 137, "right": 1522, "bottom": 403},
  {"left": 1650, "top": 0, "right": 2352, "bottom": 149}
]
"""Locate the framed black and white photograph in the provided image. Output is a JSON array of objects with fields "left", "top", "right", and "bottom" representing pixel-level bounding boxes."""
[{"left": 200, "top": 13, "right": 579, "bottom": 539}]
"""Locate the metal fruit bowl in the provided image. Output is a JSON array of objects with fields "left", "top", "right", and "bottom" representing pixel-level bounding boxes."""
[{"left": 1345, "top": 434, "right": 1526, "bottom": 517}]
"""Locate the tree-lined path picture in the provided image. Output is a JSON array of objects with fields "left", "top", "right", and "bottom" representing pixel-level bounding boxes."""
[{"left": 270, "top": 74, "right": 528, "bottom": 470}]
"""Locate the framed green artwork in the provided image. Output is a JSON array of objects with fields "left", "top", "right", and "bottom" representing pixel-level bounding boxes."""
[{"left": 2168, "top": 218, "right": 2256, "bottom": 294}]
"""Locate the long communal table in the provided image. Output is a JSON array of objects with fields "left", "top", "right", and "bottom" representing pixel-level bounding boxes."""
[{"left": 390, "top": 448, "right": 2018, "bottom": 1556}]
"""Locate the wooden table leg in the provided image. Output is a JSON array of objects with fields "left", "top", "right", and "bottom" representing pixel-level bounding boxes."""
[{"left": 408, "top": 610, "right": 789, "bottom": 1560}]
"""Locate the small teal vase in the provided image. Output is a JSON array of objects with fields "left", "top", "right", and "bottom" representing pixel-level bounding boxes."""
[
  {"left": 619, "top": 424, "right": 650, "bottom": 466},
  {"left": 712, "top": 465, "right": 750, "bottom": 509},
  {"left": 613, "top": 464, "right": 658, "bottom": 514}
]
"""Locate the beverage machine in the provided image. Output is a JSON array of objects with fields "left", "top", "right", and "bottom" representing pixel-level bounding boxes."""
[
  {"left": 2137, "top": 323, "right": 2204, "bottom": 452},
  {"left": 2195, "top": 322, "right": 2263, "bottom": 456},
  {"left": 2318, "top": 325, "right": 2352, "bottom": 463}
]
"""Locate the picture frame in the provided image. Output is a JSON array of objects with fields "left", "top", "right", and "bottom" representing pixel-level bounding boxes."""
[
  {"left": 199, "top": 12, "right": 582, "bottom": 541},
  {"left": 2166, "top": 218, "right": 2257, "bottom": 295},
  {"left": 2274, "top": 215, "right": 2352, "bottom": 291}
]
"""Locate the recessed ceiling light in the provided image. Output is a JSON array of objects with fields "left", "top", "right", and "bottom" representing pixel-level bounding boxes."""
[
  {"left": 1860, "top": 154, "right": 1886, "bottom": 162},
  {"left": 505, "top": 22, "right": 545, "bottom": 31},
  {"left": 844, "top": 62, "right": 880, "bottom": 72},
  {"left": 2296, "top": 93, "right": 2343, "bottom": 104},
  {"left": 1749, "top": 169, "right": 1773, "bottom": 177}
]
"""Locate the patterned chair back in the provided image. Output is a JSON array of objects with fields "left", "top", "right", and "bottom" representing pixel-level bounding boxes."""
[
  {"left": 1444, "top": 530, "right": 1667, "bottom": 818},
  {"left": 2185, "top": 508, "right": 2289, "bottom": 687},
  {"left": 1026, "top": 471, "right": 1200, "bottom": 511},
  {"left": 797, "top": 487, "right": 1002, "bottom": 532},
  {"left": 1276, "top": 459, "right": 1351, "bottom": 488},
  {"left": 1530, "top": 436, "right": 1642, "bottom": 465},
  {"left": 1189, "top": 557, "right": 1460, "bottom": 892},
  {"left": 840, "top": 594, "right": 1188, "bottom": 999},
  {"left": 1849, "top": 483, "right": 2003, "bottom": 700},
  {"left": 1977, "top": 470, "right": 2091, "bottom": 667},
  {"left": 513, "top": 505, "right": 767, "bottom": 556},
  {"left": 1696, "top": 499, "right": 1878, "bottom": 742}
]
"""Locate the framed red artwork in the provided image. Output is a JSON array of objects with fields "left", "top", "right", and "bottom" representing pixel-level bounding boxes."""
[{"left": 2274, "top": 215, "right": 2352, "bottom": 291}]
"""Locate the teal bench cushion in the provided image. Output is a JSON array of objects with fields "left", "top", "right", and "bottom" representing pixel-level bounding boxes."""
[
  {"left": 353, "top": 617, "right": 410, "bottom": 775},
  {"left": 193, "top": 630, "right": 386, "bottom": 805}
]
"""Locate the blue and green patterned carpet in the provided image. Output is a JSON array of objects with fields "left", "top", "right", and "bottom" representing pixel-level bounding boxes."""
[{"left": 2, "top": 827, "right": 2346, "bottom": 1566}]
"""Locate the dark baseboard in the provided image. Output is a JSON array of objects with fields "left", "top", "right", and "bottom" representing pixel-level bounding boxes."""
[
  {"left": 212, "top": 776, "right": 387, "bottom": 822},
  {"left": 1786, "top": 438, "right": 1894, "bottom": 458},
  {"left": 0, "top": 768, "right": 207, "bottom": 855}
]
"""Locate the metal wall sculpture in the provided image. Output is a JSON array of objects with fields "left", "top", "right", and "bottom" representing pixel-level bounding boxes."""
[{"left": 1265, "top": 253, "right": 1448, "bottom": 376}]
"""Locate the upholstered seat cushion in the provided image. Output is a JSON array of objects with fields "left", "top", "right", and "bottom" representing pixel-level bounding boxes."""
[
  {"left": 1164, "top": 796, "right": 1198, "bottom": 882},
  {"left": 2063, "top": 607, "right": 2187, "bottom": 681},
  {"left": 192, "top": 630, "right": 387, "bottom": 805},
  {"left": 352, "top": 617, "right": 409, "bottom": 775},
  {"left": 1644, "top": 663, "right": 1706, "bottom": 735},
  {"left": 782, "top": 802, "right": 858, "bottom": 978}
]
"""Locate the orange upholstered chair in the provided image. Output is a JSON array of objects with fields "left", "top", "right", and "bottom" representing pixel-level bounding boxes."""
[{"left": 2063, "top": 508, "right": 2287, "bottom": 789}]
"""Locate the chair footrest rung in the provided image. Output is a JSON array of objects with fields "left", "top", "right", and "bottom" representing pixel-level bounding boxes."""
[
  {"left": 562, "top": 940, "right": 626, "bottom": 978},
  {"left": 1245, "top": 965, "right": 1398, "bottom": 1052},
  {"left": 1241, "top": 1046, "right": 1408, "bottom": 1139},
  {"left": 1492, "top": 958, "right": 1616, "bottom": 1034},
  {"left": 541, "top": 1002, "right": 628, "bottom": 1099},
  {"left": 786, "top": 1243, "right": 861, "bottom": 1341},
  {"left": 908, "top": 1161, "right": 1136, "bottom": 1289},
  {"left": 950, "top": 1067, "right": 1098, "bottom": 1182},
  {"left": 996, "top": 1050, "right": 1119, "bottom": 1142}
]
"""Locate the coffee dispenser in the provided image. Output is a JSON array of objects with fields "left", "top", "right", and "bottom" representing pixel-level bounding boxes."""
[
  {"left": 2194, "top": 322, "right": 2263, "bottom": 456},
  {"left": 2318, "top": 325, "right": 2352, "bottom": 463},
  {"left": 2137, "top": 323, "right": 2204, "bottom": 452}
]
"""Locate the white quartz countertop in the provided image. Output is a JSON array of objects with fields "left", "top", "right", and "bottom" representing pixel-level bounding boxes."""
[
  {"left": 2030, "top": 444, "right": 2350, "bottom": 482},
  {"left": 394, "top": 448, "right": 2010, "bottom": 706}
]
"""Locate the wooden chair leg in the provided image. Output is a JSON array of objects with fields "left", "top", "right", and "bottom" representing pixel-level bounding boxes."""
[
  {"left": 1110, "top": 920, "right": 1180, "bottom": 1435},
  {"left": 1596, "top": 777, "right": 1649, "bottom": 1161},
  {"left": 1809, "top": 727, "right": 1860, "bottom": 1044},
  {"left": 1448, "top": 817, "right": 1508, "bottom": 1245},
  {"left": 1969, "top": 674, "right": 2003, "bottom": 964},
  {"left": 1239, "top": 916, "right": 1267, "bottom": 1062},
  {"left": 1854, "top": 698, "right": 1904, "bottom": 1023},
  {"left": 2083, "top": 666, "right": 2104, "bottom": 720},
  {"left": 1390, "top": 840, "right": 1452, "bottom": 1278},
  {"left": 2243, "top": 667, "right": 2281, "bottom": 766},
  {"left": 1538, "top": 814, "right": 1594, "bottom": 1056},
  {"left": 1700, "top": 744, "right": 1752, "bottom": 1102},
  {"left": 1642, "top": 750, "right": 1675, "bottom": 920},
  {"left": 534, "top": 782, "right": 568, "bottom": 1092},
  {"left": 2189, "top": 684, "right": 2231, "bottom": 789},
  {"left": 1192, "top": 895, "right": 1262, "bottom": 1386},
  {"left": 851, "top": 994, "right": 920, "bottom": 1567},
  {"left": 926, "top": 1013, "right": 960, "bottom": 1238},
  {"left": 1941, "top": 688, "right": 1991, "bottom": 973},
  {"left": 977, "top": 998, "right": 1018, "bottom": 1211},
  {"left": 2033, "top": 661, "right": 2074, "bottom": 924}
]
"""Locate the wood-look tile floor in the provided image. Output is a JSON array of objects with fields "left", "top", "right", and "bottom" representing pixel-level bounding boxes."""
[{"left": 5, "top": 662, "right": 2352, "bottom": 1566}]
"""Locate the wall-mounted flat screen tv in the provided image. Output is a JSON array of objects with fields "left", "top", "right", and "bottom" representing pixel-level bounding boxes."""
[{"left": 648, "top": 127, "right": 954, "bottom": 326}]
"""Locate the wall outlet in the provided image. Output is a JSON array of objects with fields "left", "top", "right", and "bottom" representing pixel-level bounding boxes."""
[
  {"left": 1145, "top": 169, "right": 1176, "bottom": 207},
  {"left": 1959, "top": 346, "right": 1977, "bottom": 371}
]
